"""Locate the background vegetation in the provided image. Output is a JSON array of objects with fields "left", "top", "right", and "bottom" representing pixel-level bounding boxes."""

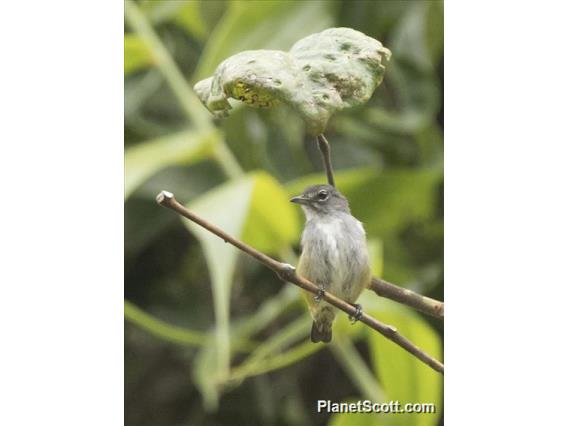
[{"left": 125, "top": 1, "right": 443, "bottom": 425}]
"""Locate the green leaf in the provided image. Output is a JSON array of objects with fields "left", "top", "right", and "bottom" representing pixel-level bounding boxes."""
[
  {"left": 367, "top": 238, "right": 384, "bottom": 278},
  {"left": 227, "top": 315, "right": 312, "bottom": 384},
  {"left": 138, "top": 0, "right": 207, "bottom": 40},
  {"left": 185, "top": 176, "right": 255, "bottom": 380},
  {"left": 193, "top": 0, "right": 334, "bottom": 82},
  {"left": 368, "top": 300, "right": 442, "bottom": 426},
  {"left": 331, "top": 335, "right": 384, "bottom": 401},
  {"left": 390, "top": 1, "right": 434, "bottom": 73},
  {"left": 192, "top": 337, "right": 220, "bottom": 411},
  {"left": 124, "top": 34, "right": 153, "bottom": 75},
  {"left": 194, "top": 28, "right": 391, "bottom": 135},
  {"left": 241, "top": 172, "right": 300, "bottom": 253},
  {"left": 124, "top": 129, "right": 219, "bottom": 198},
  {"left": 124, "top": 300, "right": 208, "bottom": 347},
  {"left": 182, "top": 172, "right": 299, "bottom": 405},
  {"left": 286, "top": 167, "right": 442, "bottom": 237},
  {"left": 125, "top": 0, "right": 212, "bottom": 130},
  {"left": 173, "top": 1, "right": 207, "bottom": 40},
  {"left": 426, "top": 1, "right": 444, "bottom": 67}
]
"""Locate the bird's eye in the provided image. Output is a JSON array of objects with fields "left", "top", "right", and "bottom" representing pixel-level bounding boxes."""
[{"left": 317, "top": 190, "right": 329, "bottom": 200}]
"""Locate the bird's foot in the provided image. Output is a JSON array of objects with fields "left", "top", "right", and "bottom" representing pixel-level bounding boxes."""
[
  {"left": 277, "top": 263, "right": 296, "bottom": 281},
  {"left": 313, "top": 285, "right": 326, "bottom": 303},
  {"left": 349, "top": 304, "right": 363, "bottom": 324}
]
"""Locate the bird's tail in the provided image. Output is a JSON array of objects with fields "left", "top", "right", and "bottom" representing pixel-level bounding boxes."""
[{"left": 311, "top": 321, "right": 332, "bottom": 343}]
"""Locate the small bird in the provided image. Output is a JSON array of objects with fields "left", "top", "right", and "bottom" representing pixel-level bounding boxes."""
[{"left": 290, "top": 184, "right": 371, "bottom": 343}]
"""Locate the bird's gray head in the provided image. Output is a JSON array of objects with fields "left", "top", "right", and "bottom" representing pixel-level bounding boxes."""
[{"left": 290, "top": 184, "right": 350, "bottom": 218}]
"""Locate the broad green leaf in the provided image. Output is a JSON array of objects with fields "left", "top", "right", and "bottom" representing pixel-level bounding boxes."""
[
  {"left": 194, "top": 28, "right": 391, "bottom": 135},
  {"left": 124, "top": 34, "right": 153, "bottom": 75},
  {"left": 286, "top": 167, "right": 442, "bottom": 237},
  {"left": 241, "top": 172, "right": 300, "bottom": 253},
  {"left": 185, "top": 176, "right": 255, "bottom": 380},
  {"left": 193, "top": 0, "right": 334, "bottom": 82},
  {"left": 183, "top": 172, "right": 299, "bottom": 405},
  {"left": 331, "top": 293, "right": 442, "bottom": 426},
  {"left": 124, "top": 129, "right": 219, "bottom": 198},
  {"left": 368, "top": 300, "right": 442, "bottom": 426}
]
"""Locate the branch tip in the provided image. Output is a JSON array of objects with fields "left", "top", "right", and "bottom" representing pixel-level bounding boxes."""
[{"left": 156, "top": 190, "right": 174, "bottom": 205}]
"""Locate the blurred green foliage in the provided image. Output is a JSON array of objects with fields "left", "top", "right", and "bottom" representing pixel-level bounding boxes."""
[{"left": 125, "top": 1, "right": 443, "bottom": 425}]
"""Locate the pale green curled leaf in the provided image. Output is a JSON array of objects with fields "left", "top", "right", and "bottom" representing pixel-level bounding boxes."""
[
  {"left": 124, "top": 129, "right": 220, "bottom": 198},
  {"left": 194, "top": 27, "right": 391, "bottom": 135},
  {"left": 182, "top": 172, "right": 299, "bottom": 407},
  {"left": 124, "top": 34, "right": 153, "bottom": 75}
]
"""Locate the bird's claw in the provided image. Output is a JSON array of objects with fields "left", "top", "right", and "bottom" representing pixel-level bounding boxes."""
[
  {"left": 349, "top": 304, "right": 363, "bottom": 324},
  {"left": 313, "top": 285, "right": 325, "bottom": 303}
]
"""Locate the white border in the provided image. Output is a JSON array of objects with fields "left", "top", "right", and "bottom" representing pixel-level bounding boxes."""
[{"left": 0, "top": 2, "right": 124, "bottom": 424}]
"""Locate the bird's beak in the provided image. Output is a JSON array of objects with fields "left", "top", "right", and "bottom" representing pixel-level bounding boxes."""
[{"left": 290, "top": 195, "right": 309, "bottom": 205}]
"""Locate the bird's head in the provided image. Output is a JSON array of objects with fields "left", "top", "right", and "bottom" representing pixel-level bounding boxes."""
[{"left": 290, "top": 184, "right": 350, "bottom": 218}]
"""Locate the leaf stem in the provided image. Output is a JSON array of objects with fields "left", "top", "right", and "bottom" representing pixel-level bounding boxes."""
[{"left": 316, "top": 134, "right": 336, "bottom": 187}]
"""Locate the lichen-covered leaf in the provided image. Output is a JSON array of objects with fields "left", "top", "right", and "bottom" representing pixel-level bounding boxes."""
[{"left": 194, "top": 28, "right": 391, "bottom": 135}]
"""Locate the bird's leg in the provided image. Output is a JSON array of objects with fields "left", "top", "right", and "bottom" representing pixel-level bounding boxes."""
[
  {"left": 313, "top": 285, "right": 326, "bottom": 303},
  {"left": 316, "top": 134, "right": 335, "bottom": 187},
  {"left": 349, "top": 303, "right": 363, "bottom": 323}
]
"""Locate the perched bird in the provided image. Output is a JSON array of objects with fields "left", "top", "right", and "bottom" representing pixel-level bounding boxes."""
[{"left": 291, "top": 184, "right": 371, "bottom": 343}]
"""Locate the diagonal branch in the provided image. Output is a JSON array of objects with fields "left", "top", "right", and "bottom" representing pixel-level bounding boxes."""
[{"left": 156, "top": 190, "right": 444, "bottom": 374}]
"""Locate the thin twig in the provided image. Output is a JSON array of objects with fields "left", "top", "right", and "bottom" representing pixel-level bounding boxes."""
[
  {"left": 156, "top": 191, "right": 444, "bottom": 374},
  {"left": 369, "top": 278, "right": 444, "bottom": 319},
  {"left": 316, "top": 134, "right": 335, "bottom": 187}
]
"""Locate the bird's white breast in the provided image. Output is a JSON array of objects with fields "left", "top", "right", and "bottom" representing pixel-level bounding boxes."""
[{"left": 314, "top": 220, "right": 342, "bottom": 262}]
